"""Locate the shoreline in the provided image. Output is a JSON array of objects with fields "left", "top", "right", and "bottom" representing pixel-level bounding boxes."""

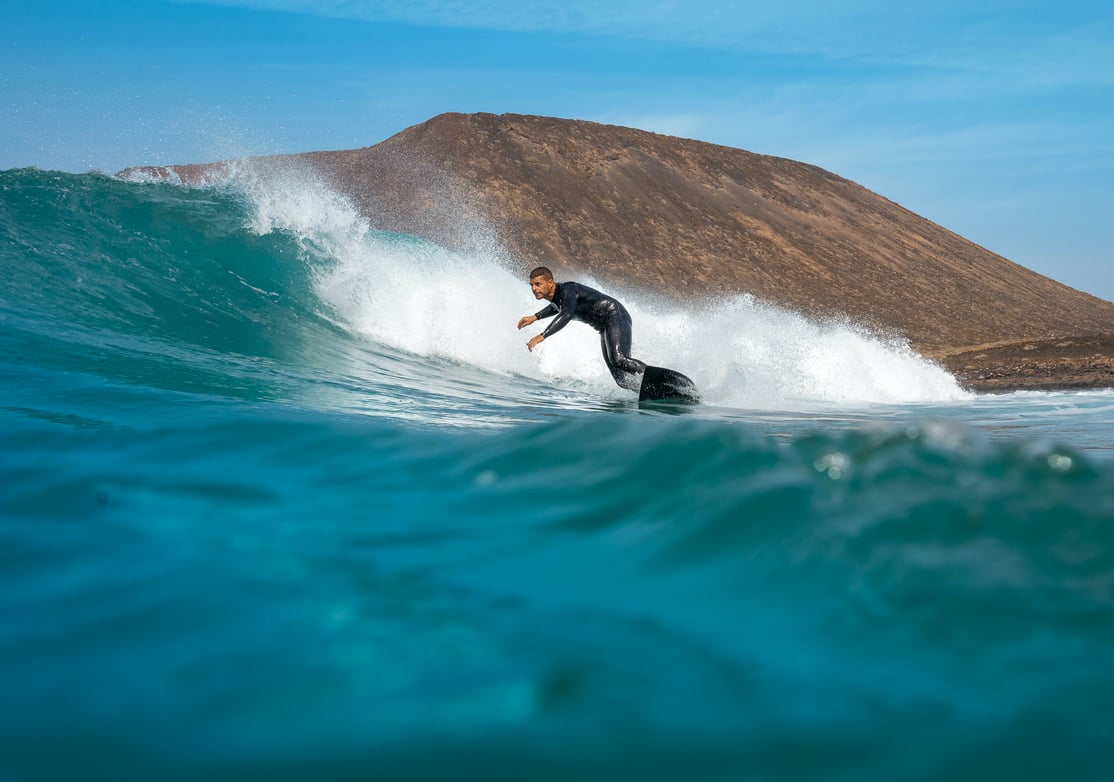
[{"left": 932, "top": 334, "right": 1114, "bottom": 393}]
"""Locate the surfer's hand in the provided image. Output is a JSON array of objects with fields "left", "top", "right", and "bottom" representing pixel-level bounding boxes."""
[
  {"left": 527, "top": 334, "right": 544, "bottom": 352},
  {"left": 517, "top": 315, "right": 537, "bottom": 330}
]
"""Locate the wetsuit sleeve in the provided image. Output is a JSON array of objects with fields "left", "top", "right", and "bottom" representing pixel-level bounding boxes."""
[
  {"left": 541, "top": 286, "right": 578, "bottom": 339},
  {"left": 534, "top": 303, "right": 558, "bottom": 320}
]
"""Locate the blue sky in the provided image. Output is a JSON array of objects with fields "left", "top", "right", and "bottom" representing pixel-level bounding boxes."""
[{"left": 4, "top": 0, "right": 1112, "bottom": 302}]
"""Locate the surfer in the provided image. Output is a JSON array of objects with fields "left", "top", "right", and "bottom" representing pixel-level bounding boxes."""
[{"left": 517, "top": 266, "right": 647, "bottom": 391}]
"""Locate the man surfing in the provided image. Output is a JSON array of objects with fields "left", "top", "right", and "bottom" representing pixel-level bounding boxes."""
[
  {"left": 517, "top": 266, "right": 697, "bottom": 403},
  {"left": 517, "top": 266, "right": 647, "bottom": 391}
]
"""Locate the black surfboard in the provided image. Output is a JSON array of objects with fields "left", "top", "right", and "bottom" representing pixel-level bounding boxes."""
[{"left": 639, "top": 365, "right": 699, "bottom": 403}]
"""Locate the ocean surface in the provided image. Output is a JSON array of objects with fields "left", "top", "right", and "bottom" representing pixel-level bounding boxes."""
[{"left": 2, "top": 165, "right": 1113, "bottom": 782}]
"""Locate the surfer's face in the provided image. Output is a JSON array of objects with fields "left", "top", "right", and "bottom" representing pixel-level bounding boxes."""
[{"left": 530, "top": 275, "right": 556, "bottom": 300}]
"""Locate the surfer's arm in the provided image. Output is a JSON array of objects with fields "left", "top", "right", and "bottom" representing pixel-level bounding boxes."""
[
  {"left": 540, "top": 289, "right": 577, "bottom": 339},
  {"left": 518, "top": 303, "right": 557, "bottom": 331}
]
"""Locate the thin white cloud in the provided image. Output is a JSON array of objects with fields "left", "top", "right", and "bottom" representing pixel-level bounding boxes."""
[{"left": 176, "top": 0, "right": 1113, "bottom": 88}]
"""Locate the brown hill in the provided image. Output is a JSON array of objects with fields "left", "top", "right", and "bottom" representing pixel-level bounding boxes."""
[{"left": 120, "top": 112, "right": 1114, "bottom": 391}]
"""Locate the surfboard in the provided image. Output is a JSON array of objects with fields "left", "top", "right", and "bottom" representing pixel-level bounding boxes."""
[{"left": 639, "top": 365, "right": 699, "bottom": 403}]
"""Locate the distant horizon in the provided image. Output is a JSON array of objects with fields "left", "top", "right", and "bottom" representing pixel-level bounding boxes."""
[{"left": 3, "top": 0, "right": 1112, "bottom": 302}]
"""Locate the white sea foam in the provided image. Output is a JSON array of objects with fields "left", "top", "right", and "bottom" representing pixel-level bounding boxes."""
[
  {"left": 232, "top": 166, "right": 970, "bottom": 409},
  {"left": 623, "top": 293, "right": 969, "bottom": 407}
]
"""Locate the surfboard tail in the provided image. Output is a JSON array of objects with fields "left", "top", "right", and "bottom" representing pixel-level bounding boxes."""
[{"left": 639, "top": 365, "right": 699, "bottom": 403}]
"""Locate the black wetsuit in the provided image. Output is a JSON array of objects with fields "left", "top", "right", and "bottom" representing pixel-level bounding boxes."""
[{"left": 535, "top": 282, "right": 647, "bottom": 391}]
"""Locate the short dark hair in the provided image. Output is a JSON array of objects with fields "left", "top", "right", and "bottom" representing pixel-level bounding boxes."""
[{"left": 529, "top": 266, "right": 554, "bottom": 281}]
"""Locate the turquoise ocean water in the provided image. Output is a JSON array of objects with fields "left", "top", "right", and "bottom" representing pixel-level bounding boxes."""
[{"left": 2, "top": 166, "right": 1113, "bottom": 781}]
